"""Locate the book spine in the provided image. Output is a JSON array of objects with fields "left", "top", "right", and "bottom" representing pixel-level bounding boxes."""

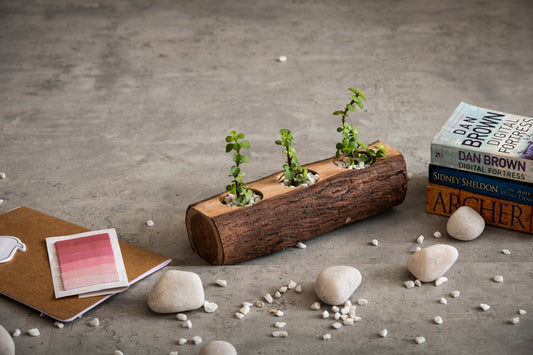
[
  {"left": 428, "top": 164, "right": 533, "bottom": 205},
  {"left": 431, "top": 143, "right": 532, "bottom": 183},
  {"left": 426, "top": 183, "right": 533, "bottom": 234}
]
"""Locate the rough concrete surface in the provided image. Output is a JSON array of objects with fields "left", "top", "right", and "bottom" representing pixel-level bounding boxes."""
[{"left": 1, "top": 0, "right": 532, "bottom": 354}]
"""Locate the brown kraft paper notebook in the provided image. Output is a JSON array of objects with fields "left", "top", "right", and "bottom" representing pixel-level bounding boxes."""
[{"left": 0, "top": 206, "right": 171, "bottom": 322}]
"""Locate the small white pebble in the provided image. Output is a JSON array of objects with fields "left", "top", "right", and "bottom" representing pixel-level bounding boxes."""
[
  {"left": 404, "top": 280, "right": 415, "bottom": 289},
  {"left": 272, "top": 331, "right": 288, "bottom": 338},
  {"left": 12, "top": 329, "right": 21, "bottom": 337},
  {"left": 433, "top": 316, "right": 444, "bottom": 324},
  {"left": 87, "top": 318, "right": 100, "bottom": 327},
  {"left": 310, "top": 302, "right": 321, "bottom": 310},
  {"left": 176, "top": 313, "right": 187, "bottom": 321},
  {"left": 518, "top": 309, "right": 527, "bottom": 315},
  {"left": 0, "top": 199, "right": 3, "bottom": 205},
  {"left": 414, "top": 279, "right": 422, "bottom": 287},
  {"left": 340, "top": 306, "right": 350, "bottom": 315},
  {"left": 169, "top": 352, "right": 178, "bottom": 355},
  {"left": 415, "top": 336, "right": 426, "bottom": 344},
  {"left": 275, "top": 310, "right": 284, "bottom": 317},
  {"left": 331, "top": 306, "right": 340, "bottom": 313},
  {"left": 334, "top": 312, "right": 341, "bottom": 320},
  {"left": 255, "top": 300, "right": 265, "bottom": 308},
  {"left": 192, "top": 335, "right": 203, "bottom": 345},
  {"left": 439, "top": 298, "right": 448, "bottom": 305},
  {"left": 114, "top": 351, "right": 123, "bottom": 355},
  {"left": 204, "top": 301, "right": 218, "bottom": 313},
  {"left": 416, "top": 235, "right": 425, "bottom": 244},
  {"left": 275, "top": 322, "right": 286, "bottom": 328},
  {"left": 264, "top": 293, "right": 274, "bottom": 303},
  {"left": 295, "top": 242, "right": 307, "bottom": 249},
  {"left": 278, "top": 55, "right": 287, "bottom": 62},
  {"left": 274, "top": 291, "right": 282, "bottom": 298},
  {"left": 0, "top": 173, "right": 6, "bottom": 179},
  {"left": 343, "top": 318, "right": 354, "bottom": 326},
  {"left": 288, "top": 280, "right": 297, "bottom": 289},
  {"left": 182, "top": 320, "right": 192, "bottom": 328},
  {"left": 480, "top": 304, "right": 491, "bottom": 311},
  {"left": 450, "top": 290, "right": 461, "bottom": 298},
  {"left": 177, "top": 338, "right": 187, "bottom": 345},
  {"left": 435, "top": 276, "right": 448, "bottom": 286},
  {"left": 146, "top": 219, "right": 155, "bottom": 227},
  {"left": 509, "top": 317, "right": 520, "bottom": 324},
  {"left": 344, "top": 300, "right": 352, "bottom": 307},
  {"left": 54, "top": 321, "right": 64, "bottom": 329},
  {"left": 493, "top": 275, "right": 504, "bottom": 283},
  {"left": 353, "top": 316, "right": 362, "bottom": 322},
  {"left": 357, "top": 298, "right": 368, "bottom": 306},
  {"left": 279, "top": 286, "right": 288, "bottom": 293},
  {"left": 295, "top": 285, "right": 302, "bottom": 293},
  {"left": 433, "top": 231, "right": 442, "bottom": 238},
  {"left": 240, "top": 303, "right": 251, "bottom": 315},
  {"left": 28, "top": 328, "right": 40, "bottom": 337},
  {"left": 379, "top": 329, "right": 388, "bottom": 338},
  {"left": 371, "top": 239, "right": 379, "bottom": 246},
  {"left": 501, "top": 249, "right": 511, "bottom": 255},
  {"left": 234, "top": 312, "right": 245, "bottom": 320},
  {"left": 413, "top": 246, "right": 422, "bottom": 252},
  {"left": 216, "top": 279, "right": 227, "bottom": 287},
  {"left": 331, "top": 322, "right": 342, "bottom": 329},
  {"left": 322, "top": 333, "right": 332, "bottom": 341},
  {"left": 321, "top": 310, "right": 330, "bottom": 319}
]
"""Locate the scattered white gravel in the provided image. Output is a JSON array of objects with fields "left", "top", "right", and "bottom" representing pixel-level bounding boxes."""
[
  {"left": 288, "top": 280, "right": 297, "bottom": 289},
  {"left": 415, "top": 336, "right": 426, "bottom": 344},
  {"left": 216, "top": 279, "right": 227, "bottom": 287},
  {"left": 264, "top": 293, "right": 274, "bottom": 304},
  {"left": 493, "top": 275, "right": 504, "bottom": 283},
  {"left": 379, "top": 329, "right": 388, "bottom": 338},
  {"left": 310, "top": 302, "right": 321, "bottom": 310},
  {"left": 518, "top": 309, "right": 527, "bottom": 315},
  {"left": 509, "top": 317, "right": 520, "bottom": 325},
  {"left": 295, "top": 285, "right": 303, "bottom": 293},
  {"left": 279, "top": 286, "right": 288, "bottom": 293},
  {"left": 414, "top": 279, "right": 422, "bottom": 287},
  {"left": 433, "top": 231, "right": 442, "bottom": 238},
  {"left": 114, "top": 351, "right": 123, "bottom": 355},
  {"left": 272, "top": 331, "right": 288, "bottom": 338},
  {"left": 278, "top": 55, "right": 287, "bottom": 62},
  {"left": 234, "top": 312, "right": 245, "bottom": 320},
  {"left": 404, "top": 280, "right": 415, "bottom": 289},
  {"left": 439, "top": 298, "right": 448, "bottom": 305},
  {"left": 274, "top": 291, "right": 282, "bottom": 299},
  {"left": 295, "top": 242, "right": 307, "bottom": 249},
  {"left": 192, "top": 335, "right": 203, "bottom": 345},
  {"left": 177, "top": 313, "right": 187, "bottom": 321},
  {"left": 450, "top": 290, "right": 461, "bottom": 298},
  {"left": 28, "top": 328, "right": 40, "bottom": 337},
  {"left": 274, "top": 322, "right": 286, "bottom": 329},
  {"left": 182, "top": 320, "right": 192, "bottom": 328},
  {"left": 12, "top": 329, "right": 21, "bottom": 337},
  {"left": 501, "top": 249, "right": 511, "bottom": 255},
  {"left": 146, "top": 219, "right": 155, "bottom": 227},
  {"left": 480, "top": 304, "right": 491, "bottom": 311},
  {"left": 331, "top": 322, "right": 342, "bottom": 329},
  {"left": 357, "top": 298, "right": 368, "bottom": 306},
  {"left": 0, "top": 173, "right": 6, "bottom": 179},
  {"left": 321, "top": 310, "right": 330, "bottom": 319},
  {"left": 435, "top": 276, "right": 448, "bottom": 287},
  {"left": 223, "top": 193, "right": 262, "bottom": 207},
  {"left": 54, "top": 321, "right": 64, "bottom": 329},
  {"left": 322, "top": 333, "right": 332, "bottom": 341},
  {"left": 177, "top": 338, "right": 187, "bottom": 345},
  {"left": 87, "top": 318, "right": 100, "bottom": 327},
  {"left": 416, "top": 235, "right": 425, "bottom": 244},
  {"left": 371, "top": 239, "right": 379, "bottom": 246},
  {"left": 433, "top": 316, "right": 444, "bottom": 324},
  {"left": 204, "top": 301, "right": 218, "bottom": 313}
]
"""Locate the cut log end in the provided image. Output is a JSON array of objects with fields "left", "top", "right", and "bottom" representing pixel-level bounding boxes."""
[{"left": 186, "top": 208, "right": 223, "bottom": 265}]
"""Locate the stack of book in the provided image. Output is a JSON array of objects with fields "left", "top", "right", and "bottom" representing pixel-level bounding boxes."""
[{"left": 426, "top": 102, "right": 533, "bottom": 234}]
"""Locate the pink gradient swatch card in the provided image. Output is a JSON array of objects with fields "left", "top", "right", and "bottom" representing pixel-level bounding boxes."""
[{"left": 46, "top": 229, "right": 129, "bottom": 299}]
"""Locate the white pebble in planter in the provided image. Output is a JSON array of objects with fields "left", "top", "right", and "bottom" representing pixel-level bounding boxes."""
[
  {"left": 315, "top": 265, "right": 362, "bottom": 305},
  {"left": 407, "top": 244, "right": 458, "bottom": 282},
  {"left": 446, "top": 206, "right": 485, "bottom": 241}
]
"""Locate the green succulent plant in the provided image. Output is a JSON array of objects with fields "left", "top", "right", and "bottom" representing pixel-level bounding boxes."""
[
  {"left": 275, "top": 128, "right": 308, "bottom": 186},
  {"left": 225, "top": 130, "right": 254, "bottom": 206},
  {"left": 333, "top": 88, "right": 387, "bottom": 166}
]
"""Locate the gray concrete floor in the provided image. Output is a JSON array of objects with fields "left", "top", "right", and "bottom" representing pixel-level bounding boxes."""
[{"left": 1, "top": 0, "right": 532, "bottom": 354}]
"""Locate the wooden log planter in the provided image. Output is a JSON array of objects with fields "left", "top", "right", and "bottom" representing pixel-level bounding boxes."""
[{"left": 186, "top": 141, "right": 408, "bottom": 265}]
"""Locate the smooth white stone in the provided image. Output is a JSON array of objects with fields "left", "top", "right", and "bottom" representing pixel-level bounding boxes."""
[
  {"left": 0, "top": 325, "right": 15, "bottom": 355},
  {"left": 199, "top": 340, "right": 237, "bottom": 355},
  {"left": 446, "top": 206, "right": 485, "bottom": 241},
  {"left": 407, "top": 244, "right": 458, "bottom": 282},
  {"left": 315, "top": 265, "right": 362, "bottom": 305},
  {"left": 148, "top": 270, "right": 205, "bottom": 313}
]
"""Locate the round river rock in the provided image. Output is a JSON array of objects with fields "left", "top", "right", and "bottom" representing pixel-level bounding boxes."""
[
  {"left": 0, "top": 324, "right": 15, "bottom": 355},
  {"left": 446, "top": 206, "right": 485, "bottom": 241},
  {"left": 148, "top": 270, "right": 205, "bottom": 313},
  {"left": 407, "top": 244, "right": 459, "bottom": 282},
  {"left": 315, "top": 265, "right": 362, "bottom": 305},
  {"left": 199, "top": 340, "right": 238, "bottom": 355}
]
